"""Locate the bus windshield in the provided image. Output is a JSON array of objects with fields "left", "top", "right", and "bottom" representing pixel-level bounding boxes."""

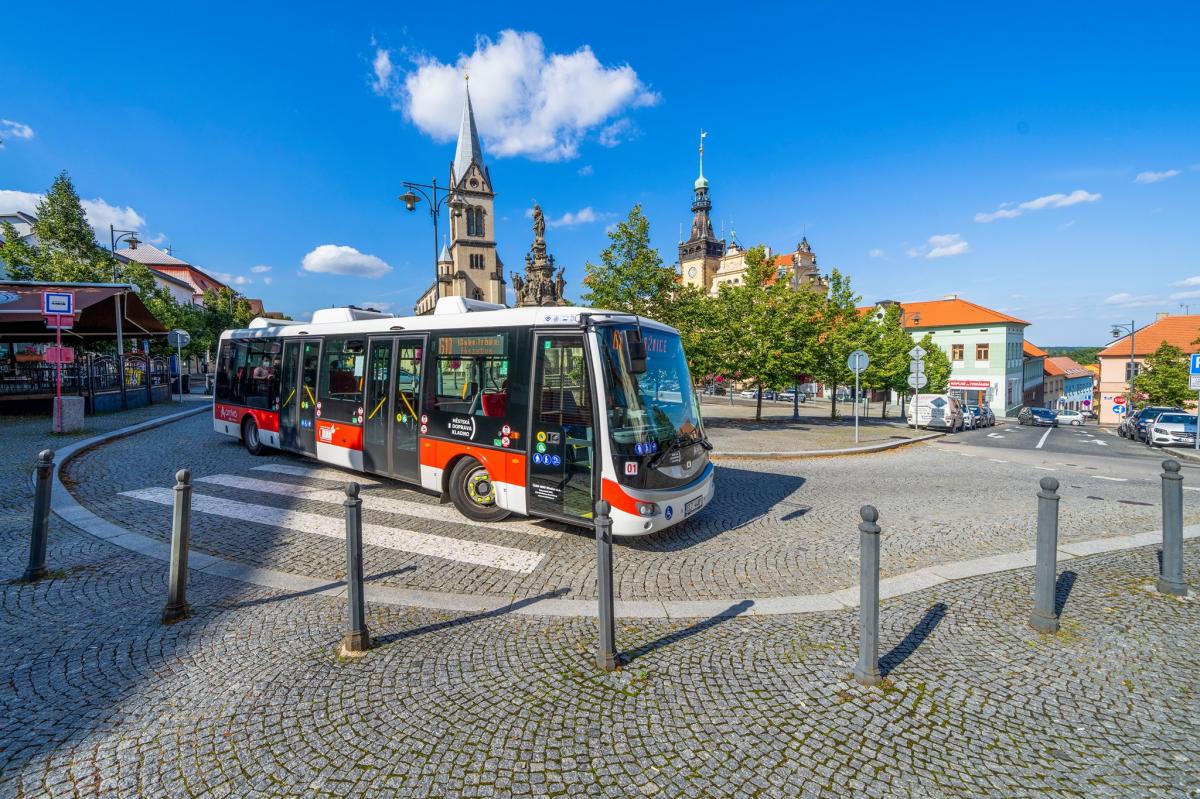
[{"left": 599, "top": 324, "right": 703, "bottom": 455}]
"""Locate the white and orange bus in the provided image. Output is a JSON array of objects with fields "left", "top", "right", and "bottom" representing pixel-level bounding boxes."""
[{"left": 213, "top": 297, "right": 715, "bottom": 536}]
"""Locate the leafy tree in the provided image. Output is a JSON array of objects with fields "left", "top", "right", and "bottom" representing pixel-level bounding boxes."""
[
  {"left": 583, "top": 204, "right": 678, "bottom": 319},
  {"left": 861, "top": 303, "right": 915, "bottom": 417},
  {"left": 805, "top": 269, "right": 866, "bottom": 418},
  {"left": 917, "top": 333, "right": 951, "bottom": 393},
  {"left": 0, "top": 221, "right": 36, "bottom": 279},
  {"left": 712, "top": 245, "right": 816, "bottom": 421},
  {"left": 1134, "top": 342, "right": 1191, "bottom": 407}
]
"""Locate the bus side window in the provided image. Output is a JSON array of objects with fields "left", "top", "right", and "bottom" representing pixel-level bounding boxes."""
[
  {"left": 215, "top": 341, "right": 233, "bottom": 402},
  {"left": 243, "top": 340, "right": 281, "bottom": 409},
  {"left": 428, "top": 333, "right": 508, "bottom": 416},
  {"left": 317, "top": 337, "right": 366, "bottom": 422},
  {"left": 229, "top": 340, "right": 250, "bottom": 405}
]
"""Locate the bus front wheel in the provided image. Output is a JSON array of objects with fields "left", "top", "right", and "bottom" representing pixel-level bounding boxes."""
[
  {"left": 242, "top": 417, "right": 266, "bottom": 456},
  {"left": 448, "top": 457, "right": 510, "bottom": 523}
]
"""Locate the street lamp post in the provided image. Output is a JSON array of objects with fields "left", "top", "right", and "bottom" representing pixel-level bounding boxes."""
[
  {"left": 109, "top": 224, "right": 140, "bottom": 410},
  {"left": 399, "top": 179, "right": 469, "bottom": 308},
  {"left": 1111, "top": 320, "right": 1137, "bottom": 419}
]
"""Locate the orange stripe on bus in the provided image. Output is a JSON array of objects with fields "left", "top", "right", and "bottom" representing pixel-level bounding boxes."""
[
  {"left": 602, "top": 478, "right": 642, "bottom": 516},
  {"left": 420, "top": 438, "right": 527, "bottom": 488}
]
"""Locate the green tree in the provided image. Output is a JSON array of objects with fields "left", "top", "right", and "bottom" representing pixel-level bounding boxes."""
[
  {"left": 805, "top": 269, "right": 866, "bottom": 418},
  {"left": 1134, "top": 342, "right": 1191, "bottom": 407},
  {"left": 583, "top": 205, "right": 678, "bottom": 318},
  {"left": 0, "top": 221, "right": 36, "bottom": 279},
  {"left": 861, "top": 304, "right": 915, "bottom": 418},
  {"left": 917, "top": 333, "right": 951, "bottom": 393}
]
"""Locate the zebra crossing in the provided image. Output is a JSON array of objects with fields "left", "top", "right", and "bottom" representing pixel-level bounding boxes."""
[{"left": 118, "top": 462, "right": 559, "bottom": 575}]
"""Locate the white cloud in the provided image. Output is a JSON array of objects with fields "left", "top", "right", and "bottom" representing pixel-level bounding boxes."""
[
  {"left": 577, "top": 165, "right": 593, "bottom": 176},
  {"left": 604, "top": 222, "right": 619, "bottom": 234},
  {"left": 597, "top": 118, "right": 635, "bottom": 148},
  {"left": 213, "top": 271, "right": 251, "bottom": 287},
  {"left": 868, "top": 248, "right": 885, "bottom": 258},
  {"left": 148, "top": 232, "right": 169, "bottom": 245},
  {"left": 250, "top": 264, "right": 272, "bottom": 273},
  {"left": 925, "top": 233, "right": 969, "bottom": 259},
  {"left": 1169, "top": 290, "right": 1200, "bottom": 300},
  {"left": 358, "top": 300, "right": 393, "bottom": 312},
  {"left": 975, "top": 189, "right": 1101, "bottom": 222},
  {"left": 376, "top": 30, "right": 659, "bottom": 162},
  {"left": 1135, "top": 169, "right": 1180, "bottom": 184},
  {"left": 549, "top": 206, "right": 600, "bottom": 228},
  {"left": 1174, "top": 275, "right": 1200, "bottom": 287},
  {"left": 301, "top": 244, "right": 392, "bottom": 278},
  {"left": 0, "top": 119, "right": 35, "bottom": 147},
  {"left": 0, "top": 188, "right": 146, "bottom": 236},
  {"left": 262, "top": 276, "right": 273, "bottom": 285},
  {"left": 1104, "top": 292, "right": 1158, "bottom": 307}
]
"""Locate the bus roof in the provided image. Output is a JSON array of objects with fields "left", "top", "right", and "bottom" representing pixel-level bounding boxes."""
[{"left": 219, "top": 300, "right": 679, "bottom": 340}]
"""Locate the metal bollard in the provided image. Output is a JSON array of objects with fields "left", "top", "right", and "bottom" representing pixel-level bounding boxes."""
[
  {"left": 854, "top": 505, "right": 883, "bottom": 686},
  {"left": 340, "top": 482, "right": 371, "bottom": 654},
  {"left": 594, "top": 499, "right": 618, "bottom": 672},
  {"left": 23, "top": 449, "right": 55, "bottom": 582},
  {"left": 1158, "top": 459, "right": 1187, "bottom": 597},
  {"left": 1029, "top": 477, "right": 1061, "bottom": 634},
  {"left": 161, "top": 469, "right": 193, "bottom": 623}
]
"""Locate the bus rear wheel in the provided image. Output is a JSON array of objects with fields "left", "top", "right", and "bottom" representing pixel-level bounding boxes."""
[
  {"left": 242, "top": 417, "right": 267, "bottom": 456},
  {"left": 448, "top": 457, "right": 510, "bottom": 523}
]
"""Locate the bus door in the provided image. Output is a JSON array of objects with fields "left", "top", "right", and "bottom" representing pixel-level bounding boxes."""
[
  {"left": 528, "top": 333, "right": 596, "bottom": 521},
  {"left": 280, "top": 339, "right": 321, "bottom": 455},
  {"left": 362, "top": 336, "right": 424, "bottom": 481}
]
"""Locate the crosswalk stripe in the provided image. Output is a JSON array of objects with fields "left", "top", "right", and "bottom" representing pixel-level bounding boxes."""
[
  {"left": 198, "top": 473, "right": 561, "bottom": 539},
  {"left": 252, "top": 464, "right": 382, "bottom": 485},
  {"left": 120, "top": 487, "right": 544, "bottom": 574}
]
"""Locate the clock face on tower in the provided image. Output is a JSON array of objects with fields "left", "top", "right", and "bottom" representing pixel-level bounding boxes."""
[{"left": 688, "top": 266, "right": 697, "bottom": 278}]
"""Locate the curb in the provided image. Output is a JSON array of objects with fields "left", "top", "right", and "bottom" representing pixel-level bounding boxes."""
[
  {"left": 713, "top": 431, "right": 943, "bottom": 459},
  {"left": 48, "top": 406, "right": 1197, "bottom": 619}
]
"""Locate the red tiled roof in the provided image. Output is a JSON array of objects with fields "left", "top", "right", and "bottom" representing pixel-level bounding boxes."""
[
  {"left": 1046, "top": 356, "right": 1091, "bottom": 378},
  {"left": 1043, "top": 359, "right": 1065, "bottom": 377},
  {"left": 858, "top": 298, "right": 1029, "bottom": 328},
  {"left": 1024, "top": 341, "right": 1048, "bottom": 358},
  {"left": 1098, "top": 315, "right": 1200, "bottom": 357}
]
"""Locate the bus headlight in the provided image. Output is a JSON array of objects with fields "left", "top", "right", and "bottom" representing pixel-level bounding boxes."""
[{"left": 637, "top": 502, "right": 658, "bottom": 517}]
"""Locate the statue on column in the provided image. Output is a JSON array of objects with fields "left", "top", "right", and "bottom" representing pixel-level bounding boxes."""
[{"left": 512, "top": 203, "right": 566, "bottom": 307}]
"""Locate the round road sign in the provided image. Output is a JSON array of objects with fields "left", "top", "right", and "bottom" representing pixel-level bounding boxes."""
[
  {"left": 907, "top": 372, "right": 928, "bottom": 390},
  {"left": 1113, "top": 404, "right": 1126, "bottom": 415},
  {"left": 847, "top": 350, "right": 870, "bottom": 374},
  {"left": 1113, "top": 395, "right": 1125, "bottom": 405}
]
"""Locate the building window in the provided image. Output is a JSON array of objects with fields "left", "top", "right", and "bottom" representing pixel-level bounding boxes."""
[
  {"left": 976, "top": 344, "right": 989, "bottom": 361},
  {"left": 951, "top": 344, "right": 964, "bottom": 361},
  {"left": 465, "top": 207, "right": 485, "bottom": 237},
  {"left": 1125, "top": 362, "right": 1142, "bottom": 381}
]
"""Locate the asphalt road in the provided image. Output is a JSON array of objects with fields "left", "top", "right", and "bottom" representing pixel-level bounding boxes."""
[{"left": 930, "top": 419, "right": 1200, "bottom": 483}]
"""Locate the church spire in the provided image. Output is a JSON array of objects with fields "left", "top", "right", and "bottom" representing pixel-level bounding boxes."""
[{"left": 453, "top": 77, "right": 486, "bottom": 185}]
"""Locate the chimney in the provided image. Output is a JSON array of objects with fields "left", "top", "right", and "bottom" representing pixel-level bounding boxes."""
[{"left": 1156, "top": 311, "right": 1169, "bottom": 321}]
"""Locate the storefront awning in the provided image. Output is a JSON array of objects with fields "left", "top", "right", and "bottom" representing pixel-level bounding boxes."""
[{"left": 0, "top": 282, "right": 168, "bottom": 340}]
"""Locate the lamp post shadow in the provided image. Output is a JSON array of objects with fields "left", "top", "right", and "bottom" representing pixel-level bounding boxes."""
[{"left": 879, "top": 602, "right": 947, "bottom": 678}]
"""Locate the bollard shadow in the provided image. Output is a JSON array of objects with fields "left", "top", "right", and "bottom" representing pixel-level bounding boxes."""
[
  {"left": 220, "top": 566, "right": 417, "bottom": 610},
  {"left": 1054, "top": 571, "right": 1077, "bottom": 617},
  {"left": 620, "top": 599, "right": 754, "bottom": 665},
  {"left": 879, "top": 602, "right": 947, "bottom": 677},
  {"left": 372, "top": 587, "right": 571, "bottom": 647}
]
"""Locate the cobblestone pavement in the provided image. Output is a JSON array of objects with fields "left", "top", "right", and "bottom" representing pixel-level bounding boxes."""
[
  {"left": 705, "top": 416, "right": 925, "bottom": 453},
  {"left": 1, "top": 502, "right": 1197, "bottom": 797},
  {"left": 63, "top": 413, "right": 1200, "bottom": 601}
]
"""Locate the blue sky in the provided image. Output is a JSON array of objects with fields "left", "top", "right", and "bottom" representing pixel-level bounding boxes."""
[{"left": 2, "top": 2, "right": 1197, "bottom": 344}]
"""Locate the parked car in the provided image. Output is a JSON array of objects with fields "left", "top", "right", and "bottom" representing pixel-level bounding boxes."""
[
  {"left": 908, "top": 394, "right": 965, "bottom": 431},
  {"left": 961, "top": 406, "right": 977, "bottom": 430},
  {"left": 1017, "top": 406, "right": 1058, "bottom": 427},
  {"left": 1056, "top": 409, "right": 1086, "bottom": 426},
  {"left": 967, "top": 405, "right": 993, "bottom": 428},
  {"left": 1131, "top": 406, "right": 1183, "bottom": 442},
  {"left": 1147, "top": 411, "right": 1197, "bottom": 448},
  {"left": 1118, "top": 413, "right": 1138, "bottom": 438},
  {"left": 1081, "top": 408, "right": 1097, "bottom": 421},
  {"left": 777, "top": 390, "right": 799, "bottom": 402},
  {"left": 739, "top": 389, "right": 759, "bottom": 399}
]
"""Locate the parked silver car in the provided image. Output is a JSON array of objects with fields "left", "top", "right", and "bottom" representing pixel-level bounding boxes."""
[{"left": 1147, "top": 412, "right": 1197, "bottom": 447}]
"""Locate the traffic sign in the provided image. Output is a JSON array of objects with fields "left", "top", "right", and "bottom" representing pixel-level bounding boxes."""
[
  {"left": 847, "top": 350, "right": 869, "bottom": 374},
  {"left": 907, "top": 373, "right": 928, "bottom": 389},
  {"left": 43, "top": 346, "right": 75, "bottom": 364},
  {"left": 1190, "top": 353, "right": 1200, "bottom": 374},
  {"left": 1113, "top": 404, "right": 1126, "bottom": 415},
  {"left": 42, "top": 291, "right": 74, "bottom": 316},
  {"left": 908, "top": 345, "right": 927, "bottom": 360},
  {"left": 1190, "top": 375, "right": 1200, "bottom": 390},
  {"left": 909, "top": 359, "right": 925, "bottom": 373},
  {"left": 167, "top": 329, "right": 192, "bottom": 348},
  {"left": 1114, "top": 395, "right": 1125, "bottom": 405}
]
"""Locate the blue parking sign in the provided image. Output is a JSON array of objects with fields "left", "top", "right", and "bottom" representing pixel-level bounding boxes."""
[{"left": 1191, "top": 353, "right": 1200, "bottom": 374}]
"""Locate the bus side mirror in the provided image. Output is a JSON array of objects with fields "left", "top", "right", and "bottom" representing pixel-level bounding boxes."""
[{"left": 621, "top": 329, "right": 647, "bottom": 375}]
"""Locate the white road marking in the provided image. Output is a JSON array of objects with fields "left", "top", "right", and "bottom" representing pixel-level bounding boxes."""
[
  {"left": 1035, "top": 428, "right": 1053, "bottom": 449},
  {"left": 1034, "top": 466, "right": 1057, "bottom": 471},
  {"left": 986, "top": 433, "right": 1005, "bottom": 439},
  {"left": 989, "top": 458, "right": 1008, "bottom": 463},
  {"left": 1004, "top": 428, "right": 1019, "bottom": 432},
  {"left": 1093, "top": 476, "right": 1127, "bottom": 482},
  {"left": 1087, "top": 439, "right": 1108, "bottom": 446},
  {"left": 252, "top": 464, "right": 381, "bottom": 485},
  {"left": 120, "top": 487, "right": 545, "bottom": 574},
  {"left": 198, "top": 473, "right": 562, "bottom": 539},
  {"left": 1185, "top": 487, "right": 1200, "bottom": 492}
]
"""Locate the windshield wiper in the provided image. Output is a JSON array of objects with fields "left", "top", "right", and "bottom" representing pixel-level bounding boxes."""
[{"left": 647, "top": 432, "right": 709, "bottom": 469}]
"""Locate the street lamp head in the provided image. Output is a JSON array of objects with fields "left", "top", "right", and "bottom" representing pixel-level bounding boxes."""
[
  {"left": 448, "top": 194, "right": 466, "bottom": 217},
  {"left": 126, "top": 231, "right": 140, "bottom": 251},
  {"left": 1111, "top": 327, "right": 1121, "bottom": 338},
  {"left": 399, "top": 190, "right": 420, "bottom": 212}
]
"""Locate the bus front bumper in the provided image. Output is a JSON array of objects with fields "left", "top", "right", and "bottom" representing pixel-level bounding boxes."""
[{"left": 605, "top": 463, "right": 716, "bottom": 537}]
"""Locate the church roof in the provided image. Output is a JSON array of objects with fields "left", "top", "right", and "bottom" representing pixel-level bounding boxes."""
[
  {"left": 438, "top": 241, "right": 451, "bottom": 263},
  {"left": 454, "top": 84, "right": 486, "bottom": 184}
]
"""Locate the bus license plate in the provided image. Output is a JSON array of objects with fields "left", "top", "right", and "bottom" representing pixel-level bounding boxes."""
[{"left": 685, "top": 496, "right": 704, "bottom": 517}]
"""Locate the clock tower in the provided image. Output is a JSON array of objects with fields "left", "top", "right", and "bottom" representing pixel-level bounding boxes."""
[{"left": 678, "top": 130, "right": 725, "bottom": 291}]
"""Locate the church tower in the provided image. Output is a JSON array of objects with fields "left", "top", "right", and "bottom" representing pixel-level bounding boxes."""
[
  {"left": 447, "top": 80, "right": 506, "bottom": 305},
  {"left": 678, "top": 130, "right": 725, "bottom": 291}
]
